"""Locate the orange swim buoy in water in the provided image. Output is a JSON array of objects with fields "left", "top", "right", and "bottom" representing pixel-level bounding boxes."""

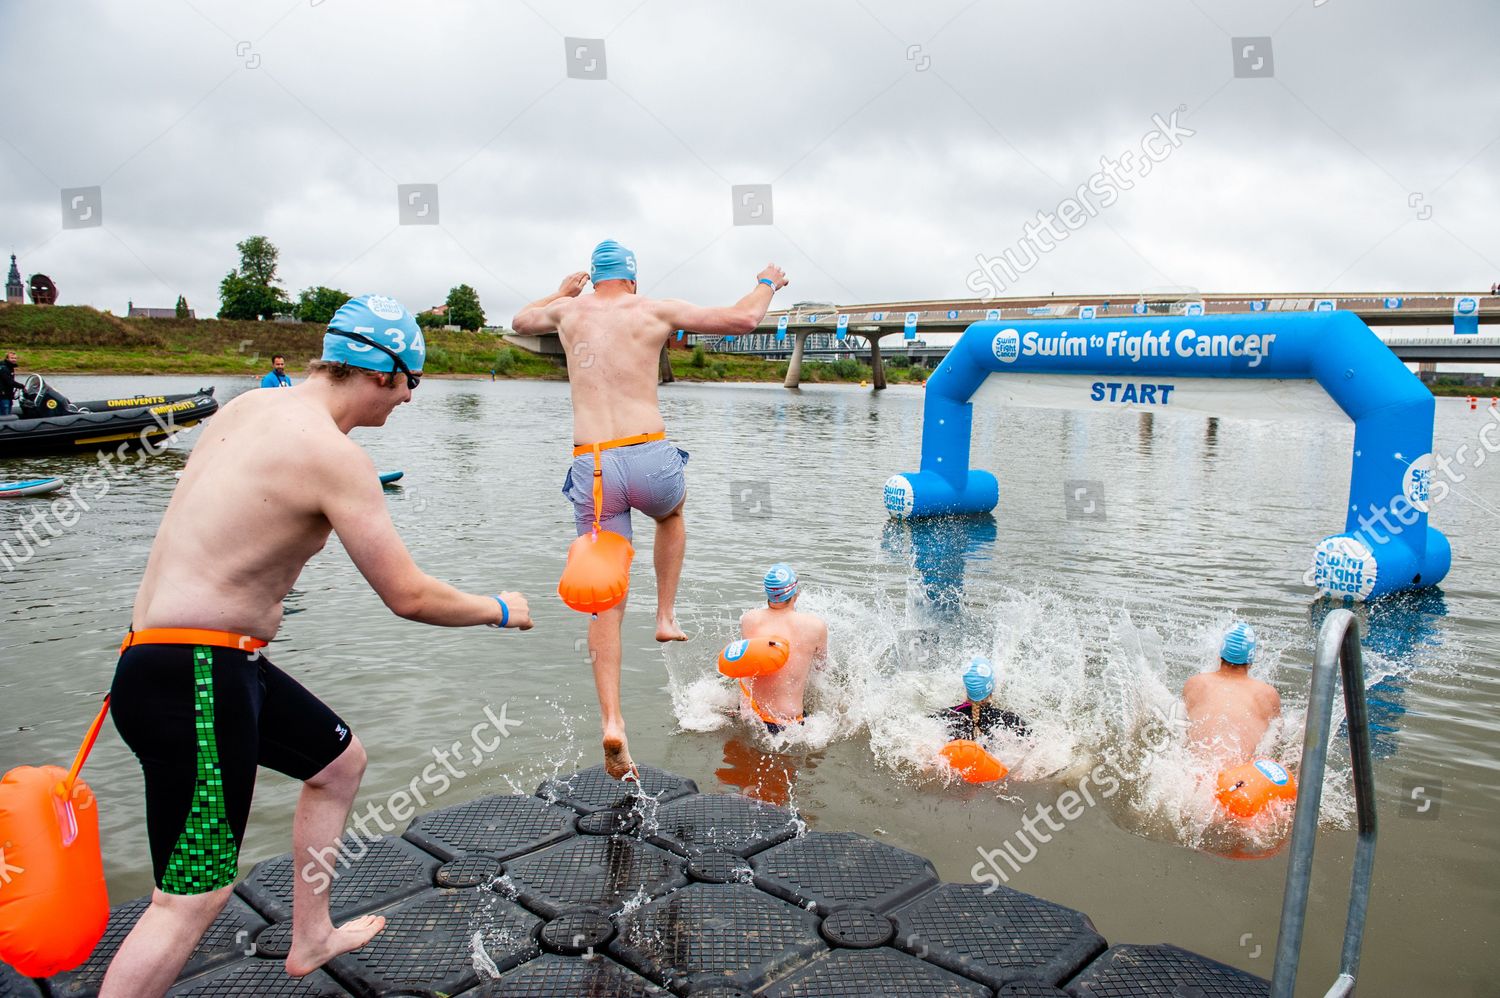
[
  {"left": 0, "top": 699, "right": 111, "bottom": 977},
  {"left": 1216, "top": 759, "right": 1297, "bottom": 819},
  {"left": 940, "top": 739, "right": 1009, "bottom": 784},
  {"left": 558, "top": 529, "right": 634, "bottom": 614},
  {"left": 717, "top": 636, "right": 791, "bottom": 679}
]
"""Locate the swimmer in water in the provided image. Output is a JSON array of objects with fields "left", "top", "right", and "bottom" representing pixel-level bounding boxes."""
[
  {"left": 1182, "top": 622, "right": 1282, "bottom": 768},
  {"left": 736, "top": 564, "right": 828, "bottom": 734},
  {"left": 936, "top": 657, "right": 1029, "bottom": 741}
]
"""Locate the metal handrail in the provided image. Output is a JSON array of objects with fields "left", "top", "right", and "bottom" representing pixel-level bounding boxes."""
[{"left": 1271, "top": 609, "right": 1378, "bottom": 997}]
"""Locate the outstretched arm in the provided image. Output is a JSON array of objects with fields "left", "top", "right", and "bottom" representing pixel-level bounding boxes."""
[
  {"left": 812, "top": 619, "right": 830, "bottom": 671},
  {"left": 654, "top": 264, "right": 788, "bottom": 337},
  {"left": 513, "top": 271, "right": 589, "bottom": 334},
  {"left": 321, "top": 441, "right": 532, "bottom": 629}
]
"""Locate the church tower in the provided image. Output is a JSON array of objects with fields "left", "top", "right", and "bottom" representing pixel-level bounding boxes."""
[{"left": 5, "top": 255, "right": 21, "bottom": 305}]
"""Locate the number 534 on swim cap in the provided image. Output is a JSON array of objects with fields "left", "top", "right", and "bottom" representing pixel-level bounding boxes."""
[{"left": 323, "top": 295, "right": 426, "bottom": 374}]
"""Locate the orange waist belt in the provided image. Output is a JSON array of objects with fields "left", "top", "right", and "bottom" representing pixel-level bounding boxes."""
[
  {"left": 739, "top": 680, "right": 804, "bottom": 727},
  {"left": 120, "top": 628, "right": 268, "bottom": 655},
  {"left": 572, "top": 431, "right": 667, "bottom": 535}
]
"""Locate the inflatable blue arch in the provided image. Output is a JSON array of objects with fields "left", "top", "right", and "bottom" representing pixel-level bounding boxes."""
[{"left": 883, "top": 312, "right": 1451, "bottom": 600}]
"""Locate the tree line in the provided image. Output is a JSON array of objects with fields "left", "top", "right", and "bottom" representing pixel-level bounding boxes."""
[{"left": 213, "top": 236, "right": 487, "bottom": 330}]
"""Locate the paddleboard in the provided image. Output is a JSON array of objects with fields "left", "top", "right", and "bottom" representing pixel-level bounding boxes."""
[
  {"left": 0, "top": 477, "right": 65, "bottom": 498},
  {"left": 379, "top": 471, "right": 404, "bottom": 486}
]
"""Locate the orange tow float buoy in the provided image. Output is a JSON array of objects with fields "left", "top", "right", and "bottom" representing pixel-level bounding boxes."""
[
  {"left": 558, "top": 529, "right": 634, "bottom": 614},
  {"left": 0, "top": 697, "right": 111, "bottom": 977},
  {"left": 559, "top": 435, "right": 666, "bottom": 615},
  {"left": 1215, "top": 759, "right": 1297, "bottom": 819},
  {"left": 940, "top": 739, "right": 1009, "bottom": 784},
  {"left": 717, "top": 636, "right": 792, "bottom": 679}
]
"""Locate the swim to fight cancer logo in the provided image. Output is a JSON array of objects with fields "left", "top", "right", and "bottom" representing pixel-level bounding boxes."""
[
  {"left": 1254, "top": 760, "right": 1290, "bottom": 785},
  {"left": 1403, "top": 454, "right": 1434, "bottom": 513},
  {"left": 991, "top": 328, "right": 1021, "bottom": 364},
  {"left": 883, "top": 475, "right": 916, "bottom": 518},
  {"left": 366, "top": 295, "right": 405, "bottom": 321},
  {"left": 1310, "top": 535, "right": 1377, "bottom": 599}
]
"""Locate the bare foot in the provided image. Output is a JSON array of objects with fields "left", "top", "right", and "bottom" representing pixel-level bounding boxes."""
[
  {"left": 655, "top": 616, "right": 688, "bottom": 642},
  {"left": 285, "top": 915, "right": 386, "bottom": 977},
  {"left": 603, "top": 732, "right": 638, "bottom": 781}
]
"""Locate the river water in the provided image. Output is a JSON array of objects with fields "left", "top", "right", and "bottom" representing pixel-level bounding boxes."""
[{"left": 1, "top": 374, "right": 1495, "bottom": 995}]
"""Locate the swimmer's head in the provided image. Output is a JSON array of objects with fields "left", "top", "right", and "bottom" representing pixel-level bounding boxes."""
[
  {"left": 963, "top": 656, "right": 995, "bottom": 702},
  {"left": 590, "top": 239, "right": 638, "bottom": 290},
  {"left": 1220, "top": 621, "right": 1257, "bottom": 666},
  {"left": 764, "top": 563, "right": 799, "bottom": 606},
  {"left": 319, "top": 295, "right": 425, "bottom": 390}
]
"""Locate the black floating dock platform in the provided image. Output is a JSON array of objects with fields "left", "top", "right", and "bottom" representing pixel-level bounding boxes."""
[{"left": 24, "top": 764, "right": 1271, "bottom": 996}]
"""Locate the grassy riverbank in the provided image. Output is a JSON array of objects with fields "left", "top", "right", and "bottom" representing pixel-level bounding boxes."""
[
  {"left": 0, "top": 304, "right": 929, "bottom": 385},
  {"left": 0, "top": 304, "right": 557, "bottom": 378},
  {"left": 1429, "top": 381, "right": 1499, "bottom": 398}
]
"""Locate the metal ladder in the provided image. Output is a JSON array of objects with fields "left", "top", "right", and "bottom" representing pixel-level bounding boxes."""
[{"left": 1271, "top": 608, "right": 1377, "bottom": 997}]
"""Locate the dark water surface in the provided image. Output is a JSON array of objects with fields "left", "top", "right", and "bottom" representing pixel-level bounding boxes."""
[{"left": 1, "top": 375, "right": 1495, "bottom": 995}]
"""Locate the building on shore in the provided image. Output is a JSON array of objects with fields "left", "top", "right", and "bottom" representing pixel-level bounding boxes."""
[
  {"left": 5, "top": 255, "right": 22, "bottom": 305},
  {"left": 127, "top": 300, "right": 195, "bottom": 319}
]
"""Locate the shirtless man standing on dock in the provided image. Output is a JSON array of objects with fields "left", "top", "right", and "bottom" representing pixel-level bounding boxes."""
[
  {"left": 102, "top": 296, "right": 533, "bottom": 998},
  {"left": 512, "top": 240, "right": 788, "bottom": 778}
]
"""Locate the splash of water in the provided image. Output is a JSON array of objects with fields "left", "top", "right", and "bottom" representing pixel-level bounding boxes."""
[{"left": 665, "top": 579, "right": 1380, "bottom": 854}]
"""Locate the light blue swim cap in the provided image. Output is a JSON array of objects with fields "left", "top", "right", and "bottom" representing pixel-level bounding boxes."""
[
  {"left": 590, "top": 239, "right": 638, "bottom": 284},
  {"left": 322, "top": 295, "right": 426, "bottom": 380},
  {"left": 1221, "top": 622, "right": 1257, "bottom": 665},
  {"left": 963, "top": 657, "right": 995, "bottom": 702},
  {"left": 764, "top": 563, "right": 799, "bottom": 604}
]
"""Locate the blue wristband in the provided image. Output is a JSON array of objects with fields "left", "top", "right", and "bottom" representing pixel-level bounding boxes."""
[
  {"left": 758, "top": 278, "right": 775, "bottom": 289},
  {"left": 489, "top": 596, "right": 509, "bottom": 628}
]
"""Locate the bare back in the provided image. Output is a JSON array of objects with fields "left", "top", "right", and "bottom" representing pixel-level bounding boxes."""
[
  {"left": 549, "top": 292, "right": 676, "bottom": 445},
  {"left": 1183, "top": 668, "right": 1282, "bottom": 768},
  {"left": 739, "top": 605, "right": 828, "bottom": 720},
  {"left": 132, "top": 388, "right": 380, "bottom": 638}
]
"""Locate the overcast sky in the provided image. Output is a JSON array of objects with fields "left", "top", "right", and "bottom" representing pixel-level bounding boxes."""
[{"left": 2, "top": 0, "right": 1497, "bottom": 323}]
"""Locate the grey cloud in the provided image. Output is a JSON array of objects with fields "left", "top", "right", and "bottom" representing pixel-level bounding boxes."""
[{"left": 0, "top": 0, "right": 1495, "bottom": 324}]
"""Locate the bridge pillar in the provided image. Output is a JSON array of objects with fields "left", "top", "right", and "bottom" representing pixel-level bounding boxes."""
[
  {"left": 659, "top": 343, "right": 674, "bottom": 384},
  {"left": 868, "top": 331, "right": 890, "bottom": 390},
  {"left": 783, "top": 329, "right": 811, "bottom": 388}
]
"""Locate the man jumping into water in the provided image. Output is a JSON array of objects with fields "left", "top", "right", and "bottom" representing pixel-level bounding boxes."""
[
  {"left": 102, "top": 296, "right": 533, "bottom": 997},
  {"left": 1182, "top": 622, "right": 1282, "bottom": 768},
  {"left": 737, "top": 564, "right": 829, "bottom": 734},
  {"left": 512, "top": 240, "right": 788, "bottom": 777}
]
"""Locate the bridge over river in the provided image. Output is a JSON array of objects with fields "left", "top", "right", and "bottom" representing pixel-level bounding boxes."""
[{"left": 505, "top": 291, "right": 1499, "bottom": 389}]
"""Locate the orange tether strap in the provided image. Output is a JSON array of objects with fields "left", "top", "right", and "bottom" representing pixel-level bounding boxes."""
[
  {"left": 61, "top": 696, "right": 112, "bottom": 794},
  {"left": 739, "top": 681, "right": 804, "bottom": 728},
  {"left": 118, "top": 628, "right": 268, "bottom": 656},
  {"left": 572, "top": 431, "right": 667, "bottom": 536}
]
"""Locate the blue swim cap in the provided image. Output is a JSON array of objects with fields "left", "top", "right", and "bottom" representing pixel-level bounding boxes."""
[
  {"left": 590, "top": 239, "right": 638, "bottom": 284},
  {"left": 764, "top": 563, "right": 799, "bottom": 604},
  {"left": 322, "top": 295, "right": 426, "bottom": 386},
  {"left": 963, "top": 657, "right": 995, "bottom": 702},
  {"left": 1220, "top": 622, "right": 1257, "bottom": 665}
]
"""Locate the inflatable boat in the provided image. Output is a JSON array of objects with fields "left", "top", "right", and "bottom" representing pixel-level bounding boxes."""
[{"left": 0, "top": 376, "right": 218, "bottom": 458}]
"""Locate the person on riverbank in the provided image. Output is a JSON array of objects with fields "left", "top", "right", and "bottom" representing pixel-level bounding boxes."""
[
  {"left": 1182, "top": 622, "right": 1282, "bottom": 768},
  {"left": 261, "top": 354, "right": 292, "bottom": 388},
  {"left": 512, "top": 239, "right": 788, "bottom": 778},
  {"left": 0, "top": 351, "right": 19, "bottom": 415},
  {"left": 736, "top": 564, "right": 828, "bottom": 734},
  {"left": 101, "top": 295, "right": 533, "bottom": 998},
  {"left": 936, "top": 656, "right": 1029, "bottom": 741}
]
